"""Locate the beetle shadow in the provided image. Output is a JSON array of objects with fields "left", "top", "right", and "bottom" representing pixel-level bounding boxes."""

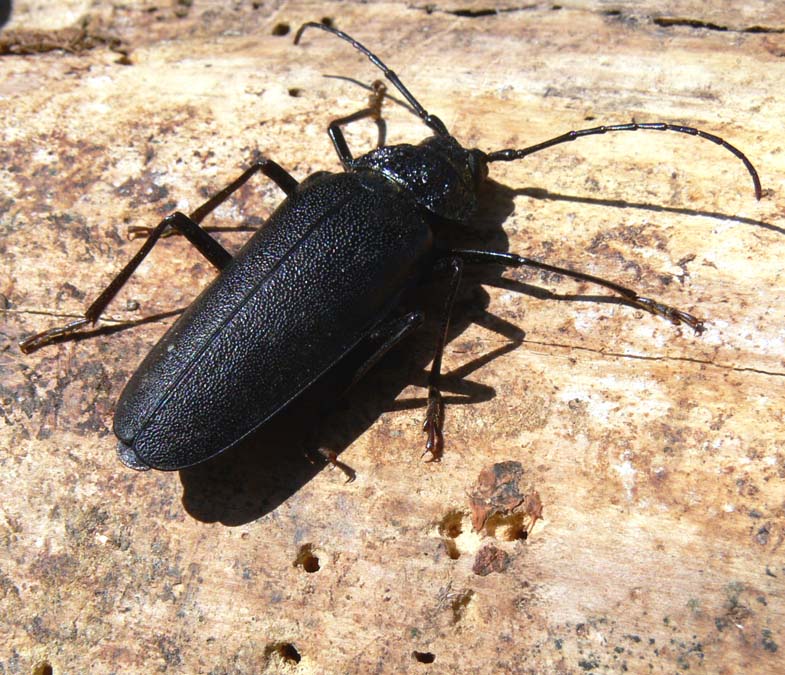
[
  {"left": 177, "top": 175, "right": 774, "bottom": 525},
  {"left": 177, "top": 319, "right": 519, "bottom": 526},
  {"left": 516, "top": 186, "right": 779, "bottom": 234},
  {"left": 177, "top": 303, "right": 523, "bottom": 526},
  {"left": 0, "top": 1, "right": 10, "bottom": 29},
  {"left": 178, "top": 395, "right": 336, "bottom": 526}
]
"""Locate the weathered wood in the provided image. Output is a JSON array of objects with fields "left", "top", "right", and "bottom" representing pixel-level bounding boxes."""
[{"left": 1, "top": 2, "right": 783, "bottom": 673}]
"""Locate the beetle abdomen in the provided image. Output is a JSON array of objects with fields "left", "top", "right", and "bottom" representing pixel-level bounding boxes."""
[{"left": 114, "top": 171, "right": 433, "bottom": 470}]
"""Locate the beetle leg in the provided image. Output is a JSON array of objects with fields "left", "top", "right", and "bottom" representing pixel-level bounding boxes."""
[
  {"left": 127, "top": 158, "right": 298, "bottom": 240},
  {"left": 346, "top": 310, "right": 425, "bottom": 391},
  {"left": 423, "top": 257, "right": 464, "bottom": 461},
  {"left": 301, "top": 311, "right": 424, "bottom": 481},
  {"left": 447, "top": 248, "right": 705, "bottom": 333},
  {"left": 19, "top": 212, "right": 229, "bottom": 353},
  {"left": 20, "top": 159, "right": 298, "bottom": 353},
  {"left": 192, "top": 156, "right": 299, "bottom": 210},
  {"left": 328, "top": 80, "right": 387, "bottom": 169},
  {"left": 309, "top": 448, "right": 357, "bottom": 484}
]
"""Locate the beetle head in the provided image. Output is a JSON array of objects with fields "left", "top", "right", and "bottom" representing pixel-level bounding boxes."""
[{"left": 352, "top": 135, "right": 488, "bottom": 222}]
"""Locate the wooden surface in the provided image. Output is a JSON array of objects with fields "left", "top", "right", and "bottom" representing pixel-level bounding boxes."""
[{"left": 2, "top": 1, "right": 784, "bottom": 673}]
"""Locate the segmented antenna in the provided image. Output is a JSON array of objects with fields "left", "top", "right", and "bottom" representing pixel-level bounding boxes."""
[
  {"left": 295, "top": 23, "right": 761, "bottom": 200},
  {"left": 294, "top": 22, "right": 449, "bottom": 137},
  {"left": 486, "top": 122, "right": 762, "bottom": 200}
]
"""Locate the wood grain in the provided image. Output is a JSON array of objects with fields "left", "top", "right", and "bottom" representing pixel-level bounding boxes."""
[{"left": 1, "top": 2, "right": 783, "bottom": 673}]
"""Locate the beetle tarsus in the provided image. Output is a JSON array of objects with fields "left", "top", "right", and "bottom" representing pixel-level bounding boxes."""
[
  {"left": 632, "top": 297, "right": 705, "bottom": 334},
  {"left": 19, "top": 317, "right": 92, "bottom": 354},
  {"left": 422, "top": 386, "right": 444, "bottom": 462},
  {"left": 316, "top": 448, "right": 356, "bottom": 483},
  {"left": 127, "top": 224, "right": 174, "bottom": 240}
]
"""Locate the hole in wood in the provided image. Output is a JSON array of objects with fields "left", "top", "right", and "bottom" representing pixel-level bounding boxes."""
[
  {"left": 266, "top": 642, "right": 302, "bottom": 665},
  {"left": 451, "top": 589, "right": 474, "bottom": 623},
  {"left": 272, "top": 23, "right": 290, "bottom": 36},
  {"left": 486, "top": 511, "right": 529, "bottom": 541},
  {"left": 438, "top": 510, "right": 464, "bottom": 539},
  {"left": 443, "top": 538, "right": 460, "bottom": 560},
  {"left": 278, "top": 643, "right": 301, "bottom": 664},
  {"left": 294, "top": 543, "right": 320, "bottom": 573},
  {"left": 438, "top": 510, "right": 466, "bottom": 559},
  {"left": 413, "top": 651, "right": 435, "bottom": 664}
]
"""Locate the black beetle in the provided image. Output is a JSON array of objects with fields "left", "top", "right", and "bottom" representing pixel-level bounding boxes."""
[{"left": 20, "top": 22, "right": 761, "bottom": 471}]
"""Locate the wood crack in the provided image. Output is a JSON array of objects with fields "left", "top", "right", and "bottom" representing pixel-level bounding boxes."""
[
  {"left": 520, "top": 337, "right": 785, "bottom": 378},
  {"left": 652, "top": 17, "right": 785, "bottom": 34},
  {"left": 409, "top": 3, "right": 539, "bottom": 18}
]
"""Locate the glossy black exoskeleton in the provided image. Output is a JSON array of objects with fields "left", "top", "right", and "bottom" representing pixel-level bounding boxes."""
[{"left": 20, "top": 22, "right": 762, "bottom": 470}]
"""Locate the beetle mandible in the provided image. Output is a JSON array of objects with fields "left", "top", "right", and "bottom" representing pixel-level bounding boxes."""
[{"left": 20, "top": 22, "right": 762, "bottom": 471}]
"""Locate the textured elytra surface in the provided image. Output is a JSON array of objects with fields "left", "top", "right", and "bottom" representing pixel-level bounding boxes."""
[
  {"left": 2, "top": 1, "right": 785, "bottom": 674},
  {"left": 115, "top": 171, "right": 433, "bottom": 469}
]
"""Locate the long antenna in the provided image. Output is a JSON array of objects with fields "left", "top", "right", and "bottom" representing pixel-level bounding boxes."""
[
  {"left": 294, "top": 22, "right": 449, "bottom": 137},
  {"left": 487, "top": 122, "right": 762, "bottom": 200}
]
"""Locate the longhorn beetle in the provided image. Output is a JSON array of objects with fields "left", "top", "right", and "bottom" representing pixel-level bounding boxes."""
[{"left": 20, "top": 23, "right": 761, "bottom": 471}]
